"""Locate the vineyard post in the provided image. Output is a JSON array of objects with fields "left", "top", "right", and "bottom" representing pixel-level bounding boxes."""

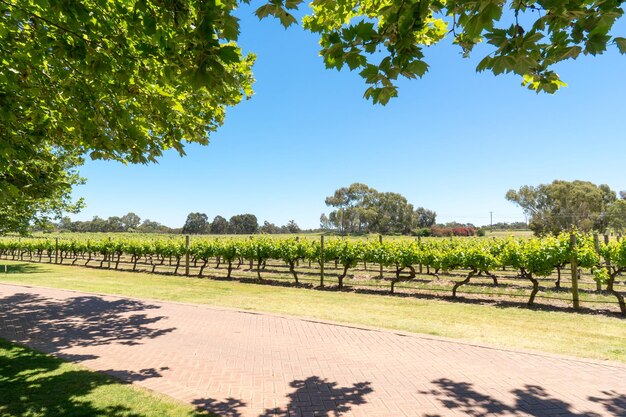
[
  {"left": 379, "top": 234, "right": 383, "bottom": 279},
  {"left": 295, "top": 236, "right": 300, "bottom": 267},
  {"left": 417, "top": 236, "right": 422, "bottom": 275},
  {"left": 249, "top": 236, "right": 253, "bottom": 270},
  {"left": 54, "top": 238, "right": 58, "bottom": 264},
  {"left": 417, "top": 236, "right": 422, "bottom": 274},
  {"left": 593, "top": 233, "right": 601, "bottom": 291},
  {"left": 570, "top": 233, "right": 580, "bottom": 310},
  {"left": 17, "top": 237, "right": 21, "bottom": 260},
  {"left": 185, "top": 235, "right": 190, "bottom": 276},
  {"left": 108, "top": 237, "right": 112, "bottom": 268},
  {"left": 320, "top": 235, "right": 325, "bottom": 287},
  {"left": 604, "top": 235, "right": 611, "bottom": 276}
]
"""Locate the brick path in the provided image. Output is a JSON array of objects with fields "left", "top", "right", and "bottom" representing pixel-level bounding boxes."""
[{"left": 0, "top": 283, "right": 624, "bottom": 417}]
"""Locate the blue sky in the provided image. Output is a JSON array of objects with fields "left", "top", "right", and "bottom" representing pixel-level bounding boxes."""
[{"left": 70, "top": 5, "right": 626, "bottom": 229}]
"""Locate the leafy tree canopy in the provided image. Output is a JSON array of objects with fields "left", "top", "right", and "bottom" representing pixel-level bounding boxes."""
[
  {"left": 228, "top": 213, "right": 259, "bottom": 234},
  {"left": 210, "top": 215, "right": 230, "bottom": 234},
  {"left": 506, "top": 180, "right": 617, "bottom": 235},
  {"left": 182, "top": 212, "right": 210, "bottom": 234},
  {"left": 607, "top": 199, "right": 626, "bottom": 232},
  {"left": 262, "top": 0, "right": 626, "bottom": 104},
  {"left": 324, "top": 183, "right": 436, "bottom": 234},
  {"left": 1, "top": 0, "right": 254, "bottom": 233}
]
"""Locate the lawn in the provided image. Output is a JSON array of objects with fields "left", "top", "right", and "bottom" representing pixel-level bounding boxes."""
[
  {"left": 0, "top": 260, "right": 624, "bottom": 363},
  {"left": 0, "top": 338, "right": 214, "bottom": 417}
]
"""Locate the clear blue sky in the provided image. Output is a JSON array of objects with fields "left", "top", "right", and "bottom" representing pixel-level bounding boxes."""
[{"left": 70, "top": 5, "right": 626, "bottom": 229}]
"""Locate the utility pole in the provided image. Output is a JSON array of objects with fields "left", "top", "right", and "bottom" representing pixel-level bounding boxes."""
[{"left": 490, "top": 211, "right": 493, "bottom": 233}]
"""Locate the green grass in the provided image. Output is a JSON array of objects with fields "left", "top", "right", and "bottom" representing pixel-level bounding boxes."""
[
  {"left": 0, "top": 338, "right": 214, "bottom": 417},
  {"left": 0, "top": 260, "right": 624, "bottom": 363}
]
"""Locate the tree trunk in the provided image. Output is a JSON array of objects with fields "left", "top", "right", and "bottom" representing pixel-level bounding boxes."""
[
  {"left": 227, "top": 260, "right": 233, "bottom": 279},
  {"left": 483, "top": 270, "right": 498, "bottom": 286},
  {"left": 256, "top": 259, "right": 263, "bottom": 281},
  {"left": 174, "top": 257, "right": 181, "bottom": 275},
  {"left": 198, "top": 259, "right": 208, "bottom": 277},
  {"left": 407, "top": 265, "right": 416, "bottom": 278},
  {"left": 608, "top": 269, "right": 626, "bottom": 316},
  {"left": 289, "top": 261, "right": 299, "bottom": 284},
  {"left": 391, "top": 266, "right": 403, "bottom": 294},
  {"left": 555, "top": 266, "right": 561, "bottom": 289},
  {"left": 527, "top": 273, "right": 539, "bottom": 306},
  {"left": 338, "top": 265, "right": 349, "bottom": 289},
  {"left": 452, "top": 268, "right": 477, "bottom": 298}
]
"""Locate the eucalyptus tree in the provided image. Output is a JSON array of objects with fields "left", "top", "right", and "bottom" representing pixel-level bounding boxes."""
[
  {"left": 210, "top": 216, "right": 230, "bottom": 234},
  {"left": 182, "top": 212, "right": 210, "bottom": 235},
  {"left": 506, "top": 180, "right": 617, "bottom": 235}
]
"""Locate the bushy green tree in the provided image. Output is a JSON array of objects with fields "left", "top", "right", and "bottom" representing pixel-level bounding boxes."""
[
  {"left": 286, "top": 220, "right": 301, "bottom": 233},
  {"left": 368, "top": 192, "right": 415, "bottom": 234},
  {"left": 210, "top": 216, "right": 230, "bottom": 234},
  {"left": 324, "top": 183, "right": 435, "bottom": 234},
  {"left": 415, "top": 207, "right": 437, "bottom": 228},
  {"left": 506, "top": 180, "right": 617, "bottom": 235},
  {"left": 120, "top": 212, "right": 141, "bottom": 230},
  {"left": 182, "top": 212, "right": 209, "bottom": 234},
  {"left": 259, "top": 221, "right": 279, "bottom": 234},
  {"left": 607, "top": 200, "right": 626, "bottom": 233},
  {"left": 229, "top": 214, "right": 258, "bottom": 234},
  {"left": 1, "top": 0, "right": 254, "bottom": 233}
]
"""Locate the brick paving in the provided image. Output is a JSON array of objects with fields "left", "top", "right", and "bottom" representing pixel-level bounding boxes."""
[{"left": 0, "top": 283, "right": 624, "bottom": 417}]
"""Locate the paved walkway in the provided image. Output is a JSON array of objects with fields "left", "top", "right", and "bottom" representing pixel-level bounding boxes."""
[{"left": 0, "top": 283, "right": 624, "bottom": 417}]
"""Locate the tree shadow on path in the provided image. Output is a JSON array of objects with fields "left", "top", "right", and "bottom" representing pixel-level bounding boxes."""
[
  {"left": 422, "top": 378, "right": 622, "bottom": 417},
  {"left": 587, "top": 390, "right": 626, "bottom": 416},
  {"left": 193, "top": 376, "right": 373, "bottom": 417},
  {"left": 0, "top": 292, "right": 175, "bottom": 353}
]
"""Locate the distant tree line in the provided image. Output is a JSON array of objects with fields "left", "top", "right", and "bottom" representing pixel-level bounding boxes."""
[
  {"left": 507, "top": 180, "right": 626, "bottom": 236},
  {"left": 489, "top": 222, "right": 529, "bottom": 230},
  {"left": 320, "top": 183, "right": 437, "bottom": 235},
  {"left": 53, "top": 212, "right": 305, "bottom": 236},
  {"left": 182, "top": 213, "right": 302, "bottom": 235},
  {"left": 56, "top": 213, "right": 176, "bottom": 233}
]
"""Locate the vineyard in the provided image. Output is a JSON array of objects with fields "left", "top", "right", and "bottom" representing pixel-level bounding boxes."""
[{"left": 0, "top": 234, "right": 625, "bottom": 316}]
